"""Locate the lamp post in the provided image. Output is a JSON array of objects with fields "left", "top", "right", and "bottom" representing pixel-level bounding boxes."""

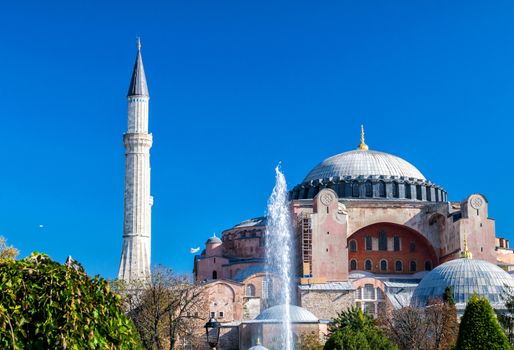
[{"left": 204, "top": 317, "right": 221, "bottom": 349}]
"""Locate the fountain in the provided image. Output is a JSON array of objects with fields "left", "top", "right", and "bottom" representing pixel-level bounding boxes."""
[{"left": 265, "top": 165, "right": 295, "bottom": 350}]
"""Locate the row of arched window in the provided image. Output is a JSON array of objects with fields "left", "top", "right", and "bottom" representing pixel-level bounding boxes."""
[
  {"left": 350, "top": 259, "right": 432, "bottom": 272},
  {"left": 349, "top": 237, "right": 414, "bottom": 252}
]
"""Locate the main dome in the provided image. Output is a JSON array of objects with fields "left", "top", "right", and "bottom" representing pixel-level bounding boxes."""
[{"left": 304, "top": 149, "right": 425, "bottom": 183}]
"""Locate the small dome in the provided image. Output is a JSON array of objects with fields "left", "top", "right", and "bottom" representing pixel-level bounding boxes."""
[
  {"left": 248, "top": 344, "right": 269, "bottom": 350},
  {"left": 255, "top": 304, "right": 318, "bottom": 323},
  {"left": 233, "top": 217, "right": 267, "bottom": 228},
  {"left": 206, "top": 235, "right": 222, "bottom": 244},
  {"left": 411, "top": 258, "right": 514, "bottom": 308},
  {"left": 304, "top": 149, "right": 425, "bottom": 183}
]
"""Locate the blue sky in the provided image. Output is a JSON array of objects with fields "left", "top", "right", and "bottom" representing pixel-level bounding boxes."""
[{"left": 1, "top": 0, "right": 514, "bottom": 278}]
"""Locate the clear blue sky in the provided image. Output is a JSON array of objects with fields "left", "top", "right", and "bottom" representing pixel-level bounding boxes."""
[{"left": 1, "top": 0, "right": 514, "bottom": 278}]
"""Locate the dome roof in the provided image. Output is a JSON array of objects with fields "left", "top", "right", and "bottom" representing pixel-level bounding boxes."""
[
  {"left": 255, "top": 304, "right": 318, "bottom": 323},
  {"left": 206, "top": 235, "right": 222, "bottom": 244},
  {"left": 304, "top": 149, "right": 425, "bottom": 183},
  {"left": 411, "top": 258, "right": 514, "bottom": 308}
]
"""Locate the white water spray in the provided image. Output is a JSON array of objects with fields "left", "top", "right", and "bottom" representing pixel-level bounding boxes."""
[{"left": 265, "top": 165, "right": 294, "bottom": 350}]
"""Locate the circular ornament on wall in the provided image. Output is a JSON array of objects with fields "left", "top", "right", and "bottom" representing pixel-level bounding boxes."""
[
  {"left": 470, "top": 196, "right": 484, "bottom": 209},
  {"left": 320, "top": 192, "right": 334, "bottom": 206}
]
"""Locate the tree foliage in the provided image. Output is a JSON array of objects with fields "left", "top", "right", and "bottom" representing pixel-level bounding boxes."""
[
  {"left": 0, "top": 253, "right": 141, "bottom": 349},
  {"left": 0, "top": 236, "right": 18, "bottom": 260},
  {"left": 324, "top": 306, "right": 397, "bottom": 350},
  {"left": 298, "top": 331, "right": 324, "bottom": 350},
  {"left": 455, "top": 294, "right": 511, "bottom": 350},
  {"left": 119, "top": 266, "right": 206, "bottom": 350}
]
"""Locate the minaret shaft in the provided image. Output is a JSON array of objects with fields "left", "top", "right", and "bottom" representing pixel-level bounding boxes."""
[{"left": 118, "top": 46, "right": 152, "bottom": 282}]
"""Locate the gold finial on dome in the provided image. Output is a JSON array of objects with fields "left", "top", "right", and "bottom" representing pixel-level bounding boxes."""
[
  {"left": 137, "top": 37, "right": 141, "bottom": 51},
  {"left": 462, "top": 233, "right": 473, "bottom": 259},
  {"left": 357, "top": 124, "right": 369, "bottom": 150}
]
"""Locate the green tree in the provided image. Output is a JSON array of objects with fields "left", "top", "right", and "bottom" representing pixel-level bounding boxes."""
[
  {"left": 324, "top": 306, "right": 397, "bottom": 350},
  {"left": 455, "top": 294, "right": 511, "bottom": 350},
  {"left": 0, "top": 253, "right": 142, "bottom": 349}
]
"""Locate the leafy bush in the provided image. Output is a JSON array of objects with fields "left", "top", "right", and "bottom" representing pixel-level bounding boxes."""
[
  {"left": 455, "top": 294, "right": 511, "bottom": 350},
  {"left": 0, "top": 253, "right": 142, "bottom": 349},
  {"left": 324, "top": 306, "right": 396, "bottom": 350}
]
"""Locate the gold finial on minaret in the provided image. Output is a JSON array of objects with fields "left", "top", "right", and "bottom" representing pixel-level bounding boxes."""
[
  {"left": 357, "top": 124, "right": 369, "bottom": 150},
  {"left": 137, "top": 37, "right": 141, "bottom": 51},
  {"left": 462, "top": 233, "right": 473, "bottom": 259}
]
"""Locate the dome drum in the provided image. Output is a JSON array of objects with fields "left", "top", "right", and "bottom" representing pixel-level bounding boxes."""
[{"left": 291, "top": 176, "right": 447, "bottom": 202}]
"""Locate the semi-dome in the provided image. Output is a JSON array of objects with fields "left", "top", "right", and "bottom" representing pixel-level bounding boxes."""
[
  {"left": 255, "top": 304, "right": 318, "bottom": 323},
  {"left": 304, "top": 149, "right": 425, "bottom": 183},
  {"left": 411, "top": 258, "right": 514, "bottom": 309},
  {"left": 206, "top": 234, "right": 222, "bottom": 244}
]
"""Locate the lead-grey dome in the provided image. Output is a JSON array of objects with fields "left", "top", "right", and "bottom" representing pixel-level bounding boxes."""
[
  {"left": 411, "top": 258, "right": 514, "bottom": 309},
  {"left": 255, "top": 304, "right": 318, "bottom": 323},
  {"left": 304, "top": 149, "right": 425, "bottom": 183}
]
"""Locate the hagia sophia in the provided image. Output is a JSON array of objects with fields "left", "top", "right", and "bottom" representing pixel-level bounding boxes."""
[
  {"left": 117, "top": 42, "right": 514, "bottom": 349},
  {"left": 193, "top": 127, "right": 514, "bottom": 349}
]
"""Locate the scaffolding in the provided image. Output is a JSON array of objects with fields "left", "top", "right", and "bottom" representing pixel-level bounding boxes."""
[{"left": 298, "top": 213, "right": 312, "bottom": 277}]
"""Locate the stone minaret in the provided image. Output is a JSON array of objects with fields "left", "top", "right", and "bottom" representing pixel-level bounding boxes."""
[{"left": 118, "top": 39, "right": 153, "bottom": 282}]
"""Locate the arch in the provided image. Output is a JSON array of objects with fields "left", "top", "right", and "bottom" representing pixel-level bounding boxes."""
[
  {"left": 416, "top": 185, "right": 422, "bottom": 200},
  {"left": 395, "top": 260, "right": 403, "bottom": 272},
  {"left": 394, "top": 236, "right": 400, "bottom": 251},
  {"left": 365, "top": 181, "right": 373, "bottom": 197},
  {"left": 380, "top": 259, "right": 388, "bottom": 272},
  {"left": 349, "top": 239, "right": 357, "bottom": 252},
  {"left": 410, "top": 261, "right": 417, "bottom": 272},
  {"left": 424, "top": 260, "right": 432, "bottom": 271},
  {"left": 350, "top": 259, "right": 357, "bottom": 271},
  {"left": 246, "top": 283, "right": 256, "bottom": 297},
  {"left": 379, "top": 230, "right": 387, "bottom": 251},
  {"left": 212, "top": 270, "right": 218, "bottom": 279},
  {"left": 365, "top": 259, "right": 372, "bottom": 271},
  {"left": 365, "top": 236, "right": 372, "bottom": 251},
  {"left": 378, "top": 181, "right": 386, "bottom": 198},
  {"left": 405, "top": 184, "right": 412, "bottom": 199}
]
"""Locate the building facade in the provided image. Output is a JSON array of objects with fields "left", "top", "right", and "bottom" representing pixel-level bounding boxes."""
[{"left": 193, "top": 127, "right": 514, "bottom": 349}]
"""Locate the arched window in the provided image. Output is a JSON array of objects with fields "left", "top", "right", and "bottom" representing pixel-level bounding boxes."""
[
  {"left": 350, "top": 259, "right": 357, "bottom": 271},
  {"left": 246, "top": 284, "right": 256, "bottom": 297},
  {"left": 212, "top": 270, "right": 218, "bottom": 279},
  {"left": 352, "top": 182, "right": 360, "bottom": 197},
  {"left": 405, "top": 184, "right": 412, "bottom": 199},
  {"left": 378, "top": 181, "right": 386, "bottom": 198},
  {"left": 425, "top": 260, "right": 432, "bottom": 271},
  {"left": 380, "top": 260, "right": 387, "bottom": 272},
  {"left": 410, "top": 261, "right": 417, "bottom": 272},
  {"left": 426, "top": 187, "right": 432, "bottom": 201},
  {"left": 349, "top": 240, "right": 357, "bottom": 252},
  {"left": 379, "top": 231, "right": 387, "bottom": 251},
  {"left": 393, "top": 182, "right": 399, "bottom": 198},
  {"left": 365, "top": 259, "right": 372, "bottom": 271},
  {"left": 393, "top": 236, "right": 400, "bottom": 251},
  {"left": 365, "top": 181, "right": 373, "bottom": 197},
  {"left": 410, "top": 242, "right": 416, "bottom": 252},
  {"left": 416, "top": 185, "right": 422, "bottom": 200},
  {"left": 395, "top": 260, "right": 403, "bottom": 272},
  {"left": 365, "top": 236, "right": 372, "bottom": 251}
]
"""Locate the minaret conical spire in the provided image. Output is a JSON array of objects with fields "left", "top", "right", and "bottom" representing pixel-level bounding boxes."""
[{"left": 127, "top": 38, "right": 149, "bottom": 97}]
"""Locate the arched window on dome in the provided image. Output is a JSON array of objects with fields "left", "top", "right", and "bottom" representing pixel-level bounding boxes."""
[
  {"left": 426, "top": 187, "right": 432, "bottom": 201},
  {"left": 365, "top": 236, "right": 372, "bottom": 251},
  {"left": 379, "top": 231, "right": 387, "bottom": 251},
  {"left": 394, "top": 236, "right": 400, "bottom": 251},
  {"left": 405, "top": 184, "right": 412, "bottom": 199},
  {"left": 378, "top": 181, "right": 386, "bottom": 198},
  {"left": 365, "top": 259, "right": 372, "bottom": 271},
  {"left": 352, "top": 182, "right": 360, "bottom": 197},
  {"left": 425, "top": 260, "right": 432, "bottom": 271},
  {"left": 380, "top": 259, "right": 387, "bottom": 272},
  {"left": 393, "top": 182, "right": 399, "bottom": 198},
  {"left": 246, "top": 284, "right": 256, "bottom": 297},
  {"left": 395, "top": 260, "right": 403, "bottom": 272},
  {"left": 416, "top": 185, "right": 422, "bottom": 200},
  {"left": 349, "top": 239, "right": 357, "bottom": 252},
  {"left": 410, "top": 261, "right": 417, "bottom": 272},
  {"left": 350, "top": 259, "right": 357, "bottom": 271},
  {"left": 365, "top": 181, "right": 373, "bottom": 197},
  {"left": 212, "top": 270, "right": 218, "bottom": 280}
]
